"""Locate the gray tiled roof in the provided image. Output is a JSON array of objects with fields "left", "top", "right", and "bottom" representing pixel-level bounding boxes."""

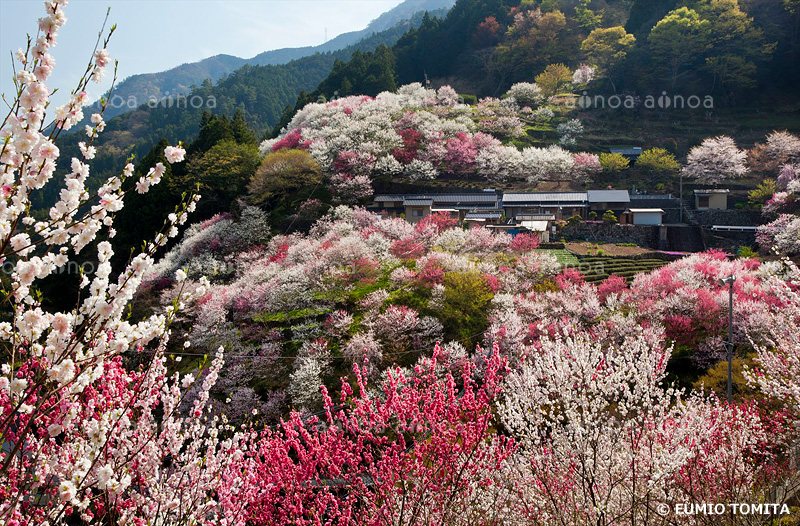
[
  {"left": 630, "top": 193, "right": 674, "bottom": 200},
  {"left": 465, "top": 211, "right": 502, "bottom": 219},
  {"left": 373, "top": 195, "right": 406, "bottom": 202},
  {"left": 375, "top": 193, "right": 499, "bottom": 204},
  {"left": 403, "top": 199, "right": 433, "bottom": 206},
  {"left": 502, "top": 192, "right": 588, "bottom": 203},
  {"left": 587, "top": 190, "right": 630, "bottom": 203},
  {"left": 430, "top": 194, "right": 498, "bottom": 203},
  {"left": 610, "top": 147, "right": 643, "bottom": 156}
]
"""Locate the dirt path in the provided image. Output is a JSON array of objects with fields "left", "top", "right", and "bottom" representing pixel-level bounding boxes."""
[{"left": 565, "top": 241, "right": 654, "bottom": 257}]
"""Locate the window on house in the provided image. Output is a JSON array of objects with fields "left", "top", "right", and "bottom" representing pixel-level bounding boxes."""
[
  {"left": 698, "top": 196, "right": 710, "bottom": 208},
  {"left": 412, "top": 210, "right": 424, "bottom": 217}
]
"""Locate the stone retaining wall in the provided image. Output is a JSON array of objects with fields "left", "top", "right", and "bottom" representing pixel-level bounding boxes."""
[
  {"left": 692, "top": 209, "right": 763, "bottom": 226},
  {"left": 561, "top": 223, "right": 659, "bottom": 248}
]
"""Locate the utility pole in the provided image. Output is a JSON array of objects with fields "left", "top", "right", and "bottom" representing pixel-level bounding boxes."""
[
  {"left": 721, "top": 274, "right": 736, "bottom": 403},
  {"left": 679, "top": 172, "right": 683, "bottom": 223}
]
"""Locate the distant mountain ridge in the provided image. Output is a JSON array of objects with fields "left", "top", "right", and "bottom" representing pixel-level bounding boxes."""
[
  {"left": 249, "top": 0, "right": 456, "bottom": 66},
  {"left": 95, "top": 0, "right": 455, "bottom": 121}
]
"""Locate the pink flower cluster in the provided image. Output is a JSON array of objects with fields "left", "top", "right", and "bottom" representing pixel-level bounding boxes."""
[
  {"left": 4, "top": 5, "right": 799, "bottom": 522},
  {"left": 263, "top": 81, "right": 602, "bottom": 192}
]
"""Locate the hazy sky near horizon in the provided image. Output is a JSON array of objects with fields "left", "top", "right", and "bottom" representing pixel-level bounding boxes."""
[{"left": 0, "top": 0, "right": 404, "bottom": 107}]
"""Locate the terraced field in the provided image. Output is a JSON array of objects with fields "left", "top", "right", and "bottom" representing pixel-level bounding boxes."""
[
  {"left": 533, "top": 248, "right": 580, "bottom": 266},
  {"left": 576, "top": 255, "right": 671, "bottom": 283}
]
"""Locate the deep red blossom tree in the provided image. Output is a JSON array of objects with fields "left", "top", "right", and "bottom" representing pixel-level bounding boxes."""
[
  {"left": 227, "top": 345, "right": 514, "bottom": 525},
  {"left": 391, "top": 128, "right": 424, "bottom": 163},
  {"left": 509, "top": 232, "right": 541, "bottom": 252},
  {"left": 272, "top": 128, "right": 309, "bottom": 151},
  {"left": 415, "top": 211, "right": 458, "bottom": 235}
]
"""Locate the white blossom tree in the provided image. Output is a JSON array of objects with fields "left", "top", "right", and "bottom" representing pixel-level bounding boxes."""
[
  {"left": 498, "top": 325, "right": 690, "bottom": 524},
  {"left": 765, "top": 130, "right": 800, "bottom": 164},
  {"left": 0, "top": 2, "right": 254, "bottom": 523},
  {"left": 476, "top": 144, "right": 524, "bottom": 183},
  {"left": 506, "top": 82, "right": 545, "bottom": 108},
  {"left": 572, "top": 63, "right": 596, "bottom": 86},
  {"left": 556, "top": 118, "right": 585, "bottom": 146},
  {"left": 521, "top": 145, "right": 575, "bottom": 182},
  {"left": 498, "top": 321, "right": 792, "bottom": 525},
  {"left": 683, "top": 136, "right": 749, "bottom": 185}
]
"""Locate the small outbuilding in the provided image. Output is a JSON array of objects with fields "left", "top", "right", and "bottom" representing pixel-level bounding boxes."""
[
  {"left": 514, "top": 214, "right": 555, "bottom": 242},
  {"left": 622, "top": 208, "right": 665, "bottom": 226},
  {"left": 694, "top": 189, "right": 729, "bottom": 210}
]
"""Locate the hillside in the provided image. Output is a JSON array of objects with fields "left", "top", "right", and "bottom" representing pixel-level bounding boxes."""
[
  {"left": 5, "top": 1, "right": 800, "bottom": 522},
  {"left": 279, "top": 0, "right": 799, "bottom": 130},
  {"left": 41, "top": 10, "right": 445, "bottom": 213},
  {"left": 82, "top": 0, "right": 456, "bottom": 122},
  {"left": 249, "top": 0, "right": 457, "bottom": 64}
]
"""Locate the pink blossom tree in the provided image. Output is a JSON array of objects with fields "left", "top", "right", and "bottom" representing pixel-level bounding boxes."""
[
  {"left": 757, "top": 214, "right": 800, "bottom": 255},
  {"left": 444, "top": 132, "right": 479, "bottom": 173},
  {"left": 776, "top": 163, "right": 799, "bottom": 191},
  {"left": 509, "top": 232, "right": 541, "bottom": 252},
  {"left": 572, "top": 152, "right": 602, "bottom": 183}
]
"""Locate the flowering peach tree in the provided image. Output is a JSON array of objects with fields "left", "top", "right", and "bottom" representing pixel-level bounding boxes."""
[
  {"left": 264, "top": 83, "right": 603, "bottom": 189},
  {"left": 227, "top": 344, "right": 515, "bottom": 525},
  {"left": 0, "top": 2, "right": 256, "bottom": 524},
  {"left": 4, "top": 4, "right": 800, "bottom": 525}
]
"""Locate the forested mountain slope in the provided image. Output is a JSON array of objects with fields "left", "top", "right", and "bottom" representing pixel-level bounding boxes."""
[
  {"left": 42, "top": 10, "right": 446, "bottom": 211},
  {"left": 80, "top": 0, "right": 456, "bottom": 122}
]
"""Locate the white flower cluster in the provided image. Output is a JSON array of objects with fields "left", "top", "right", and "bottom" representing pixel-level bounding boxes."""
[
  {"left": 683, "top": 135, "right": 749, "bottom": 184},
  {"left": 506, "top": 82, "right": 545, "bottom": 107},
  {"left": 0, "top": 3, "right": 232, "bottom": 522},
  {"left": 556, "top": 118, "right": 584, "bottom": 146}
]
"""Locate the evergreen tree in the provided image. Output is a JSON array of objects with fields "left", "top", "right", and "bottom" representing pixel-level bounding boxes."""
[{"left": 692, "top": 0, "right": 775, "bottom": 92}]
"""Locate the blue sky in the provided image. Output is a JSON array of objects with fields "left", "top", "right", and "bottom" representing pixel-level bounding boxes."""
[{"left": 0, "top": 0, "right": 404, "bottom": 108}]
